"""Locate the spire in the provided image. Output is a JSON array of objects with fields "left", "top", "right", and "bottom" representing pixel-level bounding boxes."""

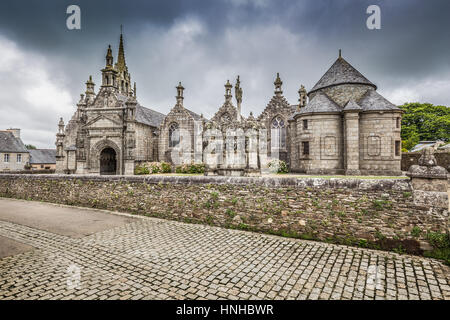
[
  {"left": 274, "top": 72, "right": 283, "bottom": 96},
  {"left": 224, "top": 80, "right": 232, "bottom": 103},
  {"left": 105, "top": 45, "right": 113, "bottom": 67},
  {"left": 235, "top": 75, "right": 243, "bottom": 121},
  {"left": 133, "top": 82, "right": 136, "bottom": 98},
  {"left": 176, "top": 82, "right": 184, "bottom": 107},
  {"left": 339, "top": 49, "right": 342, "bottom": 58},
  {"left": 58, "top": 118, "right": 65, "bottom": 135},
  {"left": 117, "top": 26, "right": 126, "bottom": 72},
  {"left": 85, "top": 75, "right": 95, "bottom": 97}
]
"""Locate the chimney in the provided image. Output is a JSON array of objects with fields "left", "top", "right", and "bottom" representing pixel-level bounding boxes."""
[{"left": 6, "top": 128, "right": 20, "bottom": 139}]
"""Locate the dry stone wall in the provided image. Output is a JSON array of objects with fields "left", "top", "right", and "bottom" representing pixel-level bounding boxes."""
[{"left": 0, "top": 174, "right": 447, "bottom": 255}]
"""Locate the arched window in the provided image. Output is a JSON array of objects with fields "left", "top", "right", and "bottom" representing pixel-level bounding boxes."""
[
  {"left": 168, "top": 123, "right": 180, "bottom": 148},
  {"left": 271, "top": 116, "right": 286, "bottom": 149}
]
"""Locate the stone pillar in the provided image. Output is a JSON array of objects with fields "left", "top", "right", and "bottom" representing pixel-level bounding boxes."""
[
  {"left": 407, "top": 148, "right": 449, "bottom": 210},
  {"left": 344, "top": 111, "right": 360, "bottom": 175}
]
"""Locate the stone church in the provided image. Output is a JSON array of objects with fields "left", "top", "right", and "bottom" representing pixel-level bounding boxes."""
[{"left": 56, "top": 33, "right": 402, "bottom": 176}]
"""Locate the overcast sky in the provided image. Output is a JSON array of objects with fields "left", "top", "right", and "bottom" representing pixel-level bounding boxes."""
[{"left": 0, "top": 0, "right": 449, "bottom": 148}]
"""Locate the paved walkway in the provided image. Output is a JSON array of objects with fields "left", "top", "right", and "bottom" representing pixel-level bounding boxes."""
[{"left": 0, "top": 198, "right": 449, "bottom": 300}]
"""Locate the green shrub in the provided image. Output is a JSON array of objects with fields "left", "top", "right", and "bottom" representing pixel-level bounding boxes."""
[
  {"left": 410, "top": 226, "right": 422, "bottom": 238},
  {"left": 268, "top": 159, "right": 289, "bottom": 174},
  {"left": 134, "top": 161, "right": 172, "bottom": 175},
  {"left": 175, "top": 162, "right": 205, "bottom": 174},
  {"left": 427, "top": 232, "right": 450, "bottom": 249}
]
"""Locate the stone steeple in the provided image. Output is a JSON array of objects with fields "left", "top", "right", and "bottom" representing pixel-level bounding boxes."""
[
  {"left": 176, "top": 82, "right": 184, "bottom": 107},
  {"left": 274, "top": 73, "right": 283, "bottom": 96},
  {"left": 116, "top": 26, "right": 127, "bottom": 73},
  {"left": 101, "top": 45, "right": 117, "bottom": 87},
  {"left": 114, "top": 27, "right": 131, "bottom": 95},
  {"left": 224, "top": 80, "right": 232, "bottom": 103}
]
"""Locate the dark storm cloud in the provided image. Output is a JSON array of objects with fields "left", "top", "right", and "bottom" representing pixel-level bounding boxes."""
[{"left": 0, "top": 0, "right": 449, "bottom": 148}]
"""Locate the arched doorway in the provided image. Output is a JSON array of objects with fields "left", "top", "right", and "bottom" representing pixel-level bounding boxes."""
[{"left": 100, "top": 147, "right": 117, "bottom": 175}]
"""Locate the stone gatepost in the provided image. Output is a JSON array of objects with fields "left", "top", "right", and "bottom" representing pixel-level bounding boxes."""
[{"left": 407, "top": 148, "right": 449, "bottom": 211}]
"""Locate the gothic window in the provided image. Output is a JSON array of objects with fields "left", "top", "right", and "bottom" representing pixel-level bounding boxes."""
[
  {"left": 271, "top": 116, "right": 286, "bottom": 149},
  {"left": 168, "top": 123, "right": 180, "bottom": 148}
]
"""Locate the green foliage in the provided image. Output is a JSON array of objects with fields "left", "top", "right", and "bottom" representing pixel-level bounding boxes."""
[
  {"left": 427, "top": 232, "right": 450, "bottom": 249},
  {"left": 399, "top": 103, "right": 450, "bottom": 150},
  {"left": 225, "top": 208, "right": 236, "bottom": 218},
  {"left": 25, "top": 144, "right": 36, "bottom": 150},
  {"left": 134, "top": 162, "right": 172, "bottom": 175},
  {"left": 175, "top": 163, "right": 205, "bottom": 174},
  {"left": 372, "top": 199, "right": 392, "bottom": 211},
  {"left": 268, "top": 159, "right": 289, "bottom": 174},
  {"left": 410, "top": 226, "right": 422, "bottom": 238}
]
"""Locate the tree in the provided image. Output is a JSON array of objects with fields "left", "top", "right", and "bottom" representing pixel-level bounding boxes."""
[
  {"left": 25, "top": 144, "right": 36, "bottom": 150},
  {"left": 399, "top": 103, "right": 450, "bottom": 150}
]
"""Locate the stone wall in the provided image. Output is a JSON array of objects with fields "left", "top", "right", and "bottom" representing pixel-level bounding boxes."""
[
  {"left": 0, "top": 174, "right": 447, "bottom": 255},
  {"left": 402, "top": 151, "right": 450, "bottom": 172}
]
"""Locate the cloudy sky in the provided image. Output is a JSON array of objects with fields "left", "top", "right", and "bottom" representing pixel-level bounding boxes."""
[{"left": 0, "top": 0, "right": 449, "bottom": 148}]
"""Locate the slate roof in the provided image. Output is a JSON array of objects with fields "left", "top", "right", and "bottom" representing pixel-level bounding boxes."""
[
  {"left": 0, "top": 131, "right": 28, "bottom": 153},
  {"left": 295, "top": 92, "right": 341, "bottom": 115},
  {"left": 309, "top": 56, "right": 377, "bottom": 94},
  {"left": 358, "top": 89, "right": 400, "bottom": 111},
  {"left": 343, "top": 100, "right": 363, "bottom": 112},
  {"left": 29, "top": 149, "right": 56, "bottom": 164},
  {"left": 135, "top": 104, "right": 166, "bottom": 127}
]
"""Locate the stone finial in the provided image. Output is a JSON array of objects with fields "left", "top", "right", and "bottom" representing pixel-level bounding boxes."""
[
  {"left": 225, "top": 80, "right": 232, "bottom": 102},
  {"left": 297, "top": 85, "right": 307, "bottom": 111},
  {"left": 407, "top": 147, "right": 448, "bottom": 209},
  {"left": 176, "top": 82, "right": 184, "bottom": 106},
  {"left": 418, "top": 148, "right": 438, "bottom": 167},
  {"left": 235, "top": 76, "right": 243, "bottom": 104},
  {"left": 274, "top": 73, "right": 283, "bottom": 95},
  {"left": 58, "top": 117, "right": 65, "bottom": 135},
  {"left": 105, "top": 45, "right": 113, "bottom": 67},
  {"left": 339, "top": 49, "right": 342, "bottom": 58},
  {"left": 408, "top": 148, "right": 446, "bottom": 178},
  {"left": 133, "top": 82, "right": 137, "bottom": 98}
]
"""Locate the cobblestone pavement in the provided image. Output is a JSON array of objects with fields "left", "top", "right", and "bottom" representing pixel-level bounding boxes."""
[{"left": 0, "top": 205, "right": 449, "bottom": 300}]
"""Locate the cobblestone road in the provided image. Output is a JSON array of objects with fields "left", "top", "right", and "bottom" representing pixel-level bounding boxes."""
[{"left": 0, "top": 203, "right": 449, "bottom": 300}]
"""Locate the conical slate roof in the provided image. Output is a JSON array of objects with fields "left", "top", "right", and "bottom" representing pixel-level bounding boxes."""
[{"left": 309, "top": 55, "right": 377, "bottom": 94}]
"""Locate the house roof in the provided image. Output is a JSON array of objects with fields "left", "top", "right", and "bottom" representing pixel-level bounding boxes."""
[
  {"left": 309, "top": 56, "right": 377, "bottom": 94},
  {"left": 358, "top": 89, "right": 400, "bottom": 111},
  {"left": 295, "top": 91, "right": 341, "bottom": 115},
  {"left": 29, "top": 149, "right": 56, "bottom": 164},
  {"left": 0, "top": 131, "right": 28, "bottom": 153},
  {"left": 135, "top": 104, "right": 166, "bottom": 127}
]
